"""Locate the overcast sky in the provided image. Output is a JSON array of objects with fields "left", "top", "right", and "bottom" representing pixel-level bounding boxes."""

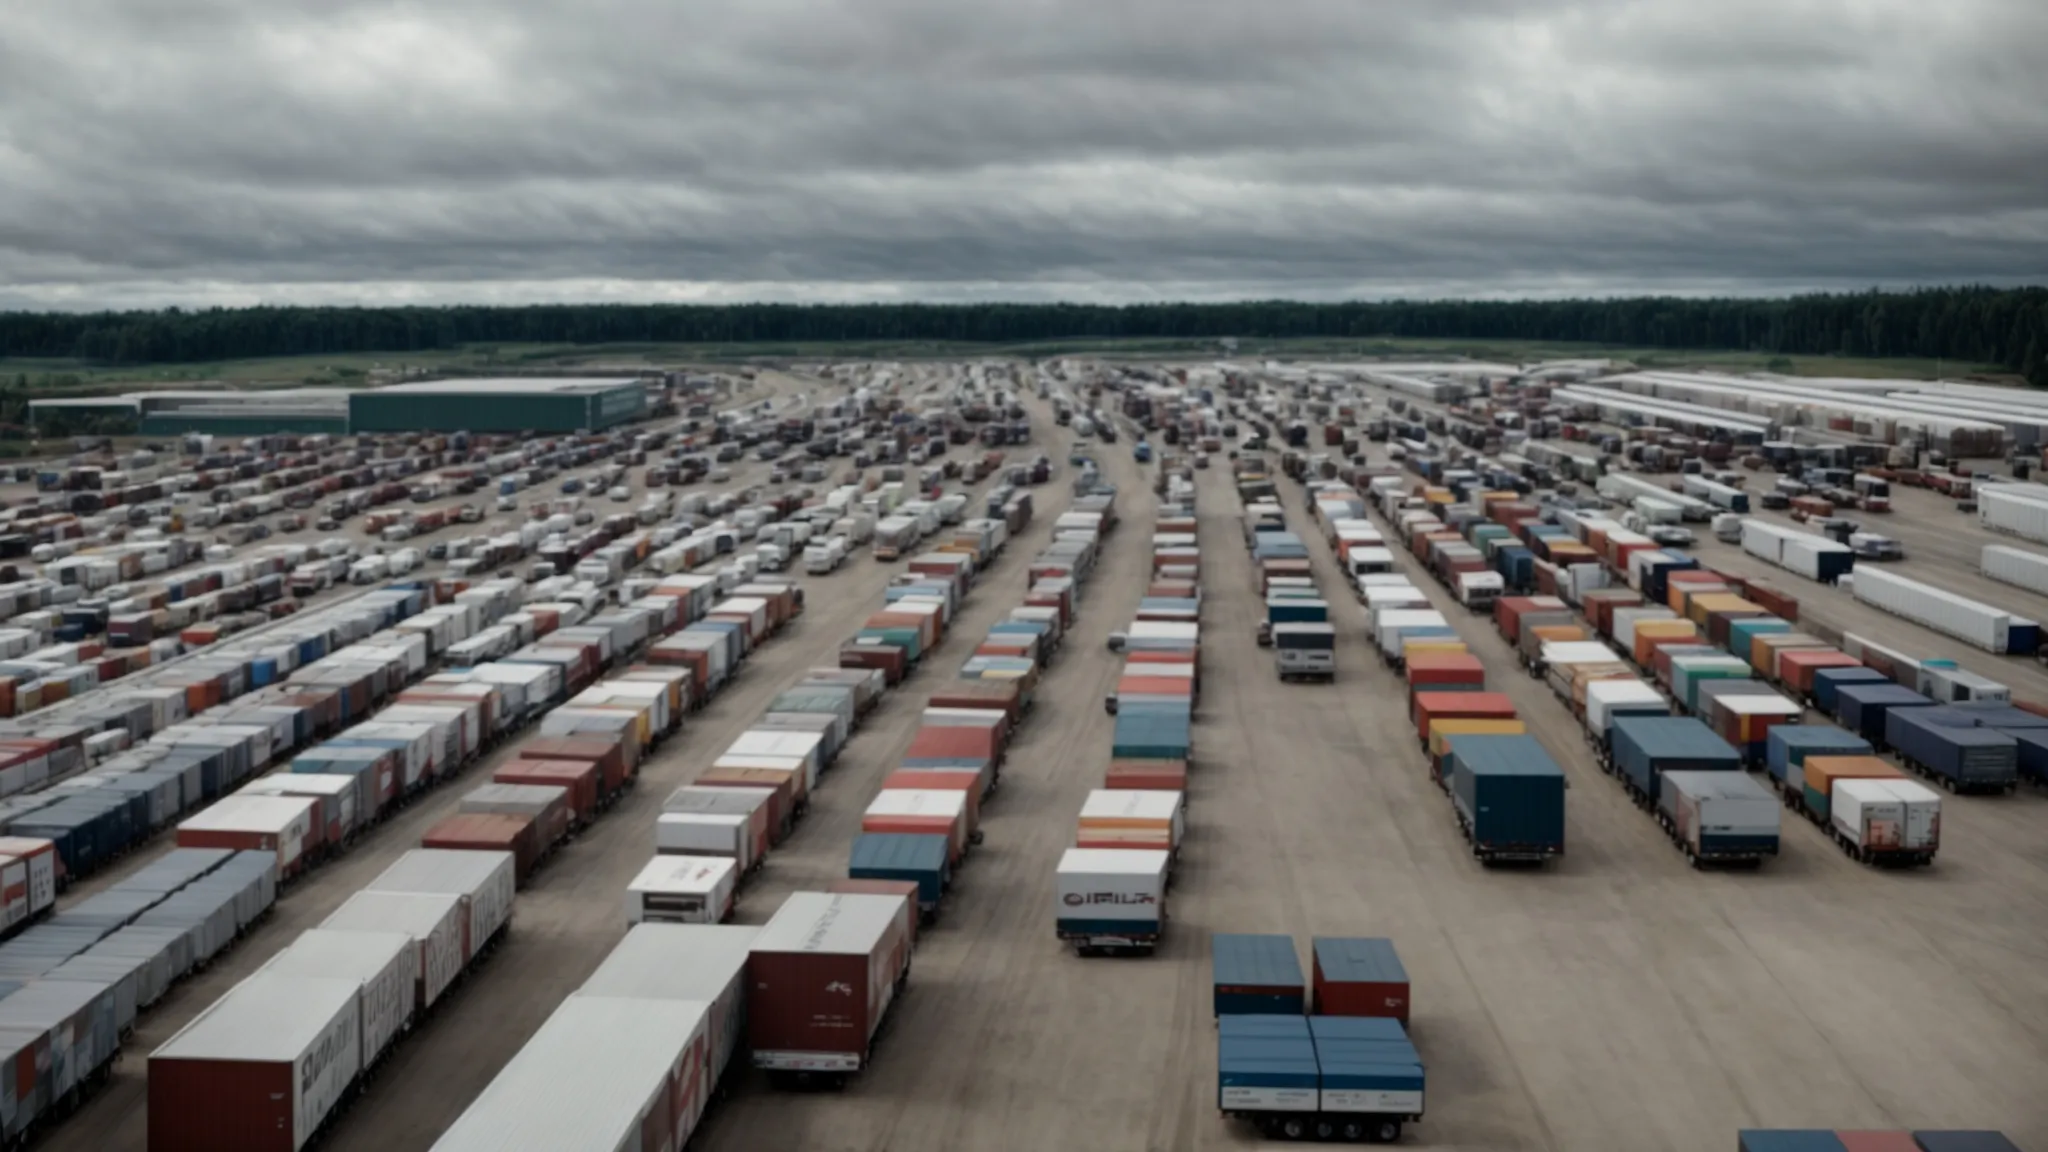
[{"left": 3, "top": 0, "right": 2045, "bottom": 310}]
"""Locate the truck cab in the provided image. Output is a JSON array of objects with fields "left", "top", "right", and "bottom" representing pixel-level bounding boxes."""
[
  {"left": 1272, "top": 622, "right": 1337, "bottom": 682},
  {"left": 1454, "top": 570, "right": 1504, "bottom": 613}
]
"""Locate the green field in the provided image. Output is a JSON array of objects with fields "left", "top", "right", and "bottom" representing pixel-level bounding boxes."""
[{"left": 0, "top": 336, "right": 2019, "bottom": 390}]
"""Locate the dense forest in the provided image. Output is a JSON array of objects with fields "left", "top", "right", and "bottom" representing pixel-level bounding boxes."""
[{"left": 2, "top": 287, "right": 2045, "bottom": 385}]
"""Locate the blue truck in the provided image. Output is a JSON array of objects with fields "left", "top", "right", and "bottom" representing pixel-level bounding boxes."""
[
  {"left": 1441, "top": 734, "right": 1566, "bottom": 865},
  {"left": 1885, "top": 706, "right": 2019, "bottom": 794},
  {"left": 1217, "top": 1014, "right": 1424, "bottom": 1143}
]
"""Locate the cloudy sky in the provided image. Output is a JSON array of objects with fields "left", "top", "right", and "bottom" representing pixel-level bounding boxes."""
[{"left": 3, "top": 0, "right": 2045, "bottom": 309}]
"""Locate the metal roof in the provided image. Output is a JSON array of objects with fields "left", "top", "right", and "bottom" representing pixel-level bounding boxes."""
[
  {"left": 1057, "top": 847, "right": 1171, "bottom": 875},
  {"left": 580, "top": 923, "right": 756, "bottom": 1002},
  {"left": 626, "top": 854, "right": 737, "bottom": 896},
  {"left": 430, "top": 995, "right": 710, "bottom": 1152},
  {"left": 367, "top": 848, "right": 515, "bottom": 897},
  {"left": 262, "top": 929, "right": 415, "bottom": 985},
  {"left": 153, "top": 970, "right": 359, "bottom": 1061},
  {"left": 370, "top": 378, "right": 641, "bottom": 396},
  {"left": 750, "top": 891, "right": 905, "bottom": 955},
  {"left": 1080, "top": 789, "right": 1182, "bottom": 821}
]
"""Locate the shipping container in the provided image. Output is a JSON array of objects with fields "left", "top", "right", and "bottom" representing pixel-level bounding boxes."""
[
  {"left": 1829, "top": 778, "right": 1941, "bottom": 867},
  {"left": 149, "top": 971, "right": 362, "bottom": 1152},
  {"left": 1657, "top": 770, "right": 1780, "bottom": 865},
  {"left": 581, "top": 921, "right": 755, "bottom": 1090},
  {"left": 1799, "top": 755, "right": 1904, "bottom": 824},
  {"left": 1442, "top": 734, "right": 1566, "bottom": 863},
  {"left": 848, "top": 832, "right": 952, "bottom": 921},
  {"left": 1211, "top": 933, "right": 1305, "bottom": 1017},
  {"left": 624, "top": 854, "right": 739, "bottom": 925},
  {"left": 319, "top": 890, "right": 465, "bottom": 1009},
  {"left": 1850, "top": 567, "right": 2035, "bottom": 655},
  {"left": 1609, "top": 716, "right": 1742, "bottom": 809},
  {"left": 428, "top": 995, "right": 711, "bottom": 1152},
  {"left": 1834, "top": 683, "right": 1934, "bottom": 750},
  {"left": 1912, "top": 1134, "right": 2026, "bottom": 1152},
  {"left": 259, "top": 928, "right": 417, "bottom": 1069},
  {"left": 1311, "top": 936, "right": 1410, "bottom": 1022},
  {"left": 747, "top": 891, "right": 914, "bottom": 1082},
  {"left": 1055, "top": 847, "right": 1169, "bottom": 954},
  {"left": 364, "top": 849, "right": 516, "bottom": 961},
  {"left": 1765, "top": 725, "right": 1874, "bottom": 791},
  {"left": 1886, "top": 708, "right": 2019, "bottom": 793}
]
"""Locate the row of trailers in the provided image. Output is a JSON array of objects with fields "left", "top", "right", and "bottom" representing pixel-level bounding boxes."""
[{"left": 140, "top": 574, "right": 804, "bottom": 1151}]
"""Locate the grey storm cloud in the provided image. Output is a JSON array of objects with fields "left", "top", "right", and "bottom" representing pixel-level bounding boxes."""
[{"left": 2, "top": 0, "right": 2046, "bottom": 308}]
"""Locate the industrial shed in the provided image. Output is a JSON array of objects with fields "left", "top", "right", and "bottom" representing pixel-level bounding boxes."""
[
  {"left": 30, "top": 388, "right": 351, "bottom": 437},
  {"left": 347, "top": 378, "right": 649, "bottom": 433}
]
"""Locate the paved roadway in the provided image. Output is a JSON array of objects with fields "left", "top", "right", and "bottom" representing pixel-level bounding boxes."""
[
  {"left": 42, "top": 391, "right": 1070, "bottom": 1152},
  {"left": 43, "top": 374, "right": 2048, "bottom": 1152}
]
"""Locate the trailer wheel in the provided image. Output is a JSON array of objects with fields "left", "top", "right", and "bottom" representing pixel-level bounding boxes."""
[
  {"left": 1340, "top": 1120, "right": 1367, "bottom": 1141},
  {"left": 1371, "top": 1119, "right": 1403, "bottom": 1143},
  {"left": 1315, "top": 1119, "right": 1337, "bottom": 1140},
  {"left": 1280, "top": 1117, "right": 1308, "bottom": 1140}
]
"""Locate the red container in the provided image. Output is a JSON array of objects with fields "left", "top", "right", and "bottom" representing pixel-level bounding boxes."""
[
  {"left": 840, "top": 643, "right": 908, "bottom": 686},
  {"left": 1312, "top": 947, "right": 1412, "bottom": 1023},
  {"left": 747, "top": 892, "right": 915, "bottom": 1072},
  {"left": 1025, "top": 587, "right": 1073, "bottom": 628},
  {"left": 1104, "top": 759, "right": 1188, "bottom": 792},
  {"left": 1116, "top": 675, "right": 1191, "bottom": 699},
  {"left": 1746, "top": 581, "right": 1801, "bottom": 623},
  {"left": 1404, "top": 652, "right": 1485, "bottom": 689},
  {"left": 513, "top": 737, "right": 628, "bottom": 798},
  {"left": 494, "top": 759, "right": 600, "bottom": 824},
  {"left": 906, "top": 724, "right": 1001, "bottom": 767},
  {"left": 1411, "top": 691, "right": 1516, "bottom": 741},
  {"left": 1772, "top": 648, "right": 1860, "bottom": 693},
  {"left": 422, "top": 812, "right": 540, "bottom": 885},
  {"left": 975, "top": 639, "right": 1037, "bottom": 662},
  {"left": 650, "top": 642, "right": 713, "bottom": 697},
  {"left": 825, "top": 879, "right": 921, "bottom": 946},
  {"left": 1125, "top": 650, "right": 1197, "bottom": 670},
  {"left": 1493, "top": 596, "right": 1567, "bottom": 645}
]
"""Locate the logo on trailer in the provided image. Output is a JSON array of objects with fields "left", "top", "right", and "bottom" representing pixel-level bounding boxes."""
[
  {"left": 1062, "top": 892, "right": 1157, "bottom": 906},
  {"left": 824, "top": 981, "right": 854, "bottom": 996}
]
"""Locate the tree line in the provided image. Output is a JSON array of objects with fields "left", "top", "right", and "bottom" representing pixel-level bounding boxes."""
[{"left": 1, "top": 288, "right": 2044, "bottom": 384}]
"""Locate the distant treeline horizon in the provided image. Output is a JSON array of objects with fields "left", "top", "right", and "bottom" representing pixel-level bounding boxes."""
[{"left": 1, "top": 287, "right": 2045, "bottom": 384}]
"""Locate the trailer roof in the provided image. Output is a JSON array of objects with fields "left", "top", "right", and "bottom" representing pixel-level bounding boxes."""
[
  {"left": 582, "top": 923, "right": 756, "bottom": 1002},
  {"left": 431, "top": 995, "right": 710, "bottom": 1151},
  {"left": 751, "top": 891, "right": 905, "bottom": 955},
  {"left": 153, "top": 970, "right": 359, "bottom": 1061},
  {"left": 1211, "top": 933, "right": 1303, "bottom": 989}
]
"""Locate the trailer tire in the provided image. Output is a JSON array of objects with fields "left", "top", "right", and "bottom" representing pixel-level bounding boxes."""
[
  {"left": 1371, "top": 1119, "right": 1403, "bottom": 1143},
  {"left": 1341, "top": 1120, "right": 1367, "bottom": 1141},
  {"left": 1280, "top": 1117, "right": 1308, "bottom": 1140}
]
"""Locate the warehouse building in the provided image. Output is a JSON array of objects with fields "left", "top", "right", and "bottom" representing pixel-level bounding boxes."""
[
  {"left": 347, "top": 378, "right": 648, "bottom": 434},
  {"left": 29, "top": 388, "right": 351, "bottom": 437}
]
